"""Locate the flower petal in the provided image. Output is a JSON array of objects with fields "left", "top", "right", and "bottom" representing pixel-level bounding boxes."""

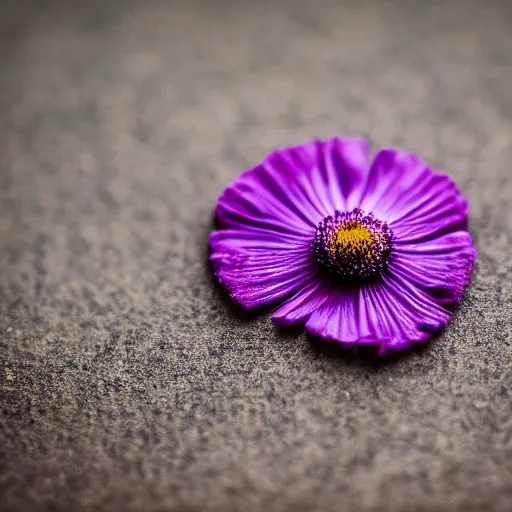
[
  {"left": 271, "top": 278, "right": 329, "bottom": 327},
  {"left": 209, "top": 229, "right": 316, "bottom": 309},
  {"left": 303, "top": 273, "right": 452, "bottom": 353},
  {"left": 315, "top": 137, "right": 370, "bottom": 211},
  {"left": 359, "top": 149, "right": 469, "bottom": 242},
  {"left": 391, "top": 231, "right": 476, "bottom": 305},
  {"left": 304, "top": 287, "right": 364, "bottom": 348}
]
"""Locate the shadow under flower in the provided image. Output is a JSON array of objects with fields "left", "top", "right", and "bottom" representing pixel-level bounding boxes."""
[{"left": 305, "top": 332, "right": 437, "bottom": 368}]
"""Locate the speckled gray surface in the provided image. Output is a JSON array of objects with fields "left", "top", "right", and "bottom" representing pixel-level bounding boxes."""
[{"left": 1, "top": 0, "right": 512, "bottom": 511}]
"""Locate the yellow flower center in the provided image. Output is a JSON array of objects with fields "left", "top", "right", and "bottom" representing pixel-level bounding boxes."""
[
  {"left": 331, "top": 222, "right": 375, "bottom": 262},
  {"left": 314, "top": 208, "right": 393, "bottom": 283}
]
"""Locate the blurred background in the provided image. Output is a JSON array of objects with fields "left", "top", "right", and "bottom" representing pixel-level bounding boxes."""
[{"left": 1, "top": 0, "right": 512, "bottom": 511}]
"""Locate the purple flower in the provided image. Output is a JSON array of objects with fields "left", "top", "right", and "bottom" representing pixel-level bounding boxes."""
[{"left": 209, "top": 137, "right": 476, "bottom": 354}]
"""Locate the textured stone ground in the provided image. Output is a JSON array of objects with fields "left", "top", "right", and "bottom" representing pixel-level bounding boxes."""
[{"left": 1, "top": 0, "right": 512, "bottom": 511}]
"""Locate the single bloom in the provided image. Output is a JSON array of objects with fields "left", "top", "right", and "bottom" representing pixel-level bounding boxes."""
[{"left": 209, "top": 137, "right": 476, "bottom": 354}]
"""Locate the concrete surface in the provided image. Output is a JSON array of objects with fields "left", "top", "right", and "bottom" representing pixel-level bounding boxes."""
[{"left": 1, "top": 0, "right": 512, "bottom": 510}]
